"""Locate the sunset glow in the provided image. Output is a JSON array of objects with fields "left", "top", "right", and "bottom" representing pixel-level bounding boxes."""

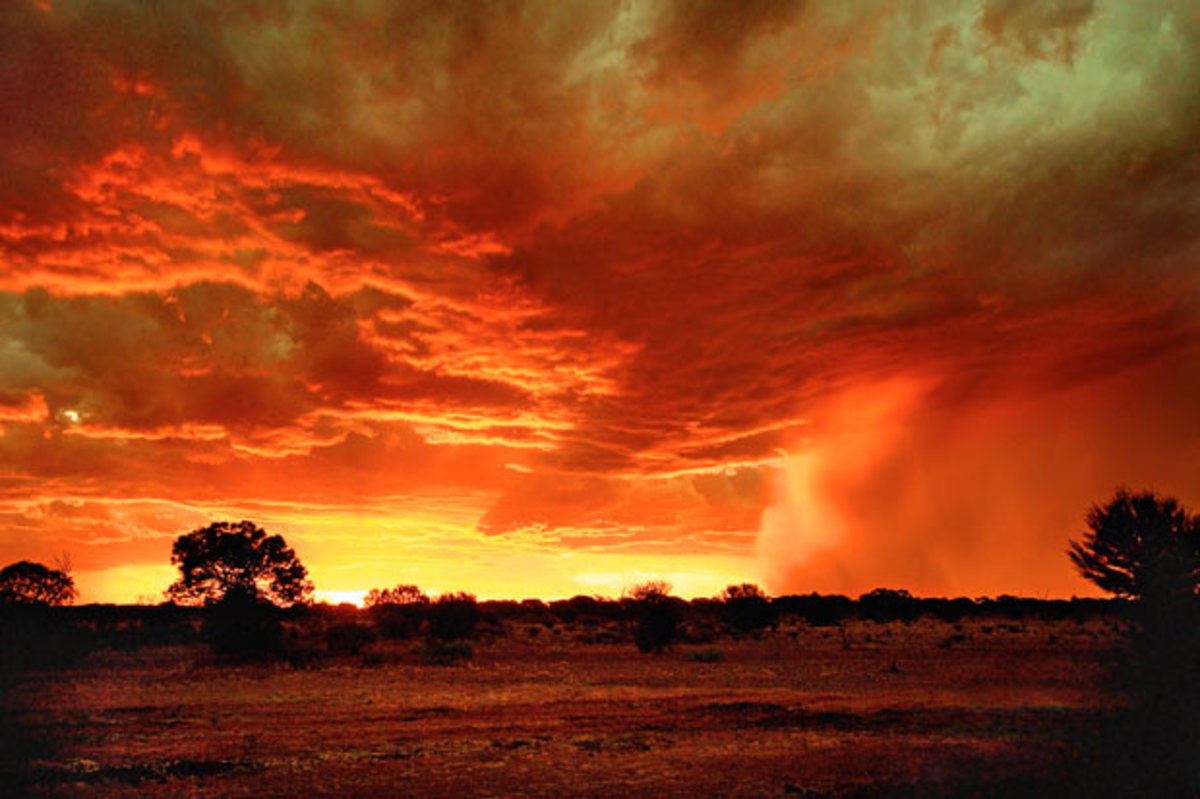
[{"left": 1, "top": 0, "right": 1196, "bottom": 603}]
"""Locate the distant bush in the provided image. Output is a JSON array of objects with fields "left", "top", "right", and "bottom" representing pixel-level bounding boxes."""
[
  {"left": 428, "top": 592, "right": 480, "bottom": 641},
  {"left": 626, "top": 581, "right": 684, "bottom": 653},
  {"left": 924, "top": 597, "right": 976, "bottom": 623},
  {"left": 720, "top": 583, "right": 775, "bottom": 633},
  {"left": 420, "top": 639, "right": 474, "bottom": 665},
  {"left": 773, "top": 593, "right": 853, "bottom": 627},
  {"left": 365, "top": 584, "right": 429, "bottom": 608},
  {"left": 365, "top": 584, "right": 429, "bottom": 639},
  {"left": 550, "top": 595, "right": 622, "bottom": 625},
  {"left": 520, "top": 598, "right": 550, "bottom": 616},
  {"left": 858, "top": 588, "right": 920, "bottom": 623}
]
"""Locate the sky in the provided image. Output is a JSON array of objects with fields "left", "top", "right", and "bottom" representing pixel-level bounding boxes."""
[{"left": 1, "top": 0, "right": 1197, "bottom": 605}]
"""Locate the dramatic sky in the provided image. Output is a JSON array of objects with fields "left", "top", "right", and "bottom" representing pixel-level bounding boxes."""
[{"left": 1, "top": 0, "right": 1197, "bottom": 604}]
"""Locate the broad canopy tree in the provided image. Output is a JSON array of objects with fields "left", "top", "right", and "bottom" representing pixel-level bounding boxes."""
[
  {"left": 166, "top": 520, "right": 313, "bottom": 607},
  {"left": 0, "top": 560, "right": 77, "bottom": 606},
  {"left": 1068, "top": 488, "right": 1200, "bottom": 603}
]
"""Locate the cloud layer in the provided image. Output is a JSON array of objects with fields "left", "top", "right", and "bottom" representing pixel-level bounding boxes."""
[{"left": 1, "top": 0, "right": 1196, "bottom": 601}]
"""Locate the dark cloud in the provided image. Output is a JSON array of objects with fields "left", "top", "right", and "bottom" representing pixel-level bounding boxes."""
[{"left": 0, "top": 0, "right": 1196, "bottom": 600}]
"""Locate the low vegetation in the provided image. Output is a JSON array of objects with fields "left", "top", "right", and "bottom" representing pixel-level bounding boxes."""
[{"left": 1, "top": 489, "right": 1197, "bottom": 792}]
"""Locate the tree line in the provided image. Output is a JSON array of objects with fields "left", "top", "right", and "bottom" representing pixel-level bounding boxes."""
[
  {"left": 4, "top": 487, "right": 1197, "bottom": 791},
  {"left": 2, "top": 487, "right": 1198, "bottom": 660}
]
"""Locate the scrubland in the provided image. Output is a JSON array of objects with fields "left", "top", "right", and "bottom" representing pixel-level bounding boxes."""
[{"left": 1, "top": 614, "right": 1121, "bottom": 796}]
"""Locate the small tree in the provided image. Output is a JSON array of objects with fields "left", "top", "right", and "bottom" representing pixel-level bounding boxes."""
[
  {"left": 858, "top": 588, "right": 920, "bottom": 623},
  {"left": 365, "top": 584, "right": 429, "bottom": 608},
  {"left": 365, "top": 584, "right": 429, "bottom": 639},
  {"left": 165, "top": 520, "right": 313, "bottom": 607},
  {"left": 427, "top": 592, "right": 479, "bottom": 641},
  {"left": 1068, "top": 489, "right": 1200, "bottom": 792},
  {"left": 626, "top": 580, "right": 683, "bottom": 653},
  {"left": 1068, "top": 489, "right": 1200, "bottom": 603},
  {"left": 0, "top": 560, "right": 76, "bottom": 607},
  {"left": 720, "top": 583, "right": 774, "bottom": 633}
]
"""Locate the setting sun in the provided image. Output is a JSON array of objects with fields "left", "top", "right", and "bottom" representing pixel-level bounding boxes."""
[
  {"left": 4, "top": 2, "right": 1200, "bottom": 794},
  {"left": 314, "top": 590, "right": 369, "bottom": 608}
]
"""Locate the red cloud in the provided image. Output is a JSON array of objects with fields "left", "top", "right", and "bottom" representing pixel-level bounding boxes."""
[{"left": 0, "top": 0, "right": 1196, "bottom": 602}]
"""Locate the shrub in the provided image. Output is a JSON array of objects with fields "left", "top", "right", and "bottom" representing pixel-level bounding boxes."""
[
  {"left": 720, "top": 583, "right": 775, "bottom": 633},
  {"left": 428, "top": 592, "right": 480, "bottom": 641},
  {"left": 773, "top": 593, "right": 853, "bottom": 627},
  {"left": 626, "top": 581, "right": 684, "bottom": 653},
  {"left": 858, "top": 588, "right": 920, "bottom": 623},
  {"left": 365, "top": 584, "right": 430, "bottom": 639}
]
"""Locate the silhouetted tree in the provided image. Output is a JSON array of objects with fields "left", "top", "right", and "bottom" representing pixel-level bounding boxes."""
[
  {"left": 720, "top": 583, "right": 775, "bottom": 632},
  {"left": 427, "top": 592, "right": 479, "bottom": 641},
  {"left": 773, "top": 593, "right": 853, "bottom": 627},
  {"left": 1068, "top": 489, "right": 1200, "bottom": 793},
  {"left": 203, "top": 585, "right": 285, "bottom": 659},
  {"left": 1068, "top": 488, "right": 1200, "bottom": 602},
  {"left": 858, "top": 588, "right": 920, "bottom": 623},
  {"left": 364, "top": 584, "right": 428, "bottom": 608},
  {"left": 0, "top": 560, "right": 76, "bottom": 606},
  {"left": 626, "top": 581, "right": 684, "bottom": 653},
  {"left": 365, "top": 584, "right": 429, "bottom": 639},
  {"left": 165, "top": 520, "right": 313, "bottom": 606},
  {"left": 551, "top": 595, "right": 622, "bottom": 624}
]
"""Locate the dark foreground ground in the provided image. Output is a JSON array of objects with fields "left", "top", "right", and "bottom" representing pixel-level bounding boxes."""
[{"left": 0, "top": 616, "right": 1142, "bottom": 796}]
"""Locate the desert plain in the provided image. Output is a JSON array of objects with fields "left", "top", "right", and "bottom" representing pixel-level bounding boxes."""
[{"left": 1, "top": 613, "right": 1122, "bottom": 797}]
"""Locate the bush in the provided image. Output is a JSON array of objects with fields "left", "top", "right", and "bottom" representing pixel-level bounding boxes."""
[
  {"left": 773, "top": 593, "right": 853, "bottom": 627},
  {"left": 626, "top": 581, "right": 684, "bottom": 653},
  {"left": 550, "top": 595, "right": 622, "bottom": 625},
  {"left": 428, "top": 592, "right": 480, "bottom": 641},
  {"left": 369, "top": 604, "right": 425, "bottom": 639},
  {"left": 858, "top": 588, "right": 920, "bottom": 623},
  {"left": 365, "top": 584, "right": 429, "bottom": 639},
  {"left": 720, "top": 584, "right": 775, "bottom": 633}
]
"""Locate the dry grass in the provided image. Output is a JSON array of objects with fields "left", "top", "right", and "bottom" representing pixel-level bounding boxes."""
[{"left": 1, "top": 617, "right": 1118, "bottom": 796}]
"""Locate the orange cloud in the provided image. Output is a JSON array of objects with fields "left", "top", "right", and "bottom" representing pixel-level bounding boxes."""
[{"left": 0, "top": 0, "right": 1196, "bottom": 602}]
